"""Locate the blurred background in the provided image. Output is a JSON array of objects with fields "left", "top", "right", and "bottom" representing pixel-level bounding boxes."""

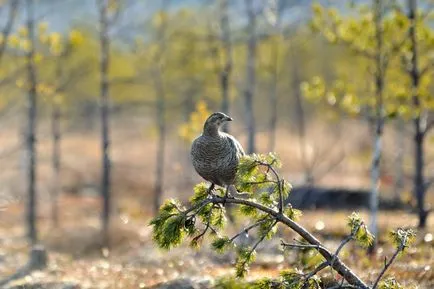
[{"left": 0, "top": 0, "right": 432, "bottom": 288}]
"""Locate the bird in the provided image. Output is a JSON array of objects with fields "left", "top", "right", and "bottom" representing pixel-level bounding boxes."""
[{"left": 191, "top": 112, "right": 245, "bottom": 197}]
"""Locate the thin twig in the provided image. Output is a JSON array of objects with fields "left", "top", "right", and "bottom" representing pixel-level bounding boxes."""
[
  {"left": 281, "top": 240, "right": 325, "bottom": 251},
  {"left": 238, "top": 219, "right": 278, "bottom": 272},
  {"left": 372, "top": 236, "right": 407, "bottom": 289},
  {"left": 256, "top": 160, "right": 284, "bottom": 213},
  {"left": 229, "top": 217, "right": 270, "bottom": 242},
  {"left": 303, "top": 261, "right": 329, "bottom": 281}
]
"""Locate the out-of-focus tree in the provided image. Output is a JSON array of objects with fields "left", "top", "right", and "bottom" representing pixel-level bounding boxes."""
[
  {"left": 0, "top": 0, "right": 18, "bottom": 65},
  {"left": 146, "top": 4, "right": 170, "bottom": 215},
  {"left": 34, "top": 27, "right": 85, "bottom": 228},
  {"left": 24, "top": 0, "right": 38, "bottom": 246},
  {"left": 244, "top": 0, "right": 258, "bottom": 154},
  {"left": 304, "top": 0, "right": 411, "bottom": 242},
  {"left": 396, "top": 0, "right": 434, "bottom": 227},
  {"left": 97, "top": 0, "right": 123, "bottom": 248},
  {"left": 262, "top": 0, "right": 283, "bottom": 152}
]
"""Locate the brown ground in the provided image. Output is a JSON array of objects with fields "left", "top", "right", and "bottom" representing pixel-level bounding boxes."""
[{"left": 0, "top": 118, "right": 432, "bottom": 288}]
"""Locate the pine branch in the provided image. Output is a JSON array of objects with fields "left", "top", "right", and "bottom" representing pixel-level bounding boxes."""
[{"left": 205, "top": 195, "right": 369, "bottom": 289}]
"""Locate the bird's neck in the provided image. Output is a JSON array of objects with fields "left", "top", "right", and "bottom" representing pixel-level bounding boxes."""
[{"left": 203, "top": 125, "right": 220, "bottom": 137}]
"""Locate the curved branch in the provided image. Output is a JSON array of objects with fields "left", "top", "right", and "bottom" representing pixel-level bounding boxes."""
[{"left": 205, "top": 196, "right": 369, "bottom": 289}]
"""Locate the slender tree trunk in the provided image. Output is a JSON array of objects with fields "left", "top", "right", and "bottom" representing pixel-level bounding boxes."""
[
  {"left": 244, "top": 0, "right": 256, "bottom": 154},
  {"left": 408, "top": 0, "right": 428, "bottom": 228},
  {"left": 268, "top": 69, "right": 278, "bottom": 152},
  {"left": 290, "top": 47, "right": 311, "bottom": 184},
  {"left": 393, "top": 118, "right": 405, "bottom": 202},
  {"left": 0, "top": 0, "right": 18, "bottom": 65},
  {"left": 50, "top": 105, "right": 61, "bottom": 227},
  {"left": 369, "top": 121, "right": 382, "bottom": 239},
  {"left": 220, "top": 0, "right": 232, "bottom": 133},
  {"left": 153, "top": 70, "right": 166, "bottom": 215},
  {"left": 152, "top": 2, "right": 169, "bottom": 214},
  {"left": 267, "top": 3, "right": 281, "bottom": 153},
  {"left": 50, "top": 52, "right": 66, "bottom": 228},
  {"left": 98, "top": 0, "right": 112, "bottom": 247},
  {"left": 25, "top": 0, "right": 37, "bottom": 245},
  {"left": 369, "top": 0, "right": 385, "bottom": 242}
]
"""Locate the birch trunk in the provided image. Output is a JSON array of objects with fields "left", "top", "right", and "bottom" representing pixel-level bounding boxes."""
[
  {"left": 393, "top": 119, "right": 405, "bottom": 202},
  {"left": 153, "top": 2, "right": 169, "bottom": 214},
  {"left": 267, "top": 0, "right": 281, "bottom": 153},
  {"left": 368, "top": 0, "right": 385, "bottom": 241},
  {"left": 220, "top": 0, "right": 232, "bottom": 133},
  {"left": 244, "top": 0, "right": 256, "bottom": 154},
  {"left": 98, "top": 0, "right": 112, "bottom": 247},
  {"left": 50, "top": 105, "right": 61, "bottom": 227}
]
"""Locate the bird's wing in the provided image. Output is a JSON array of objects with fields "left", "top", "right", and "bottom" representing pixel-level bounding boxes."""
[{"left": 226, "top": 134, "right": 245, "bottom": 157}]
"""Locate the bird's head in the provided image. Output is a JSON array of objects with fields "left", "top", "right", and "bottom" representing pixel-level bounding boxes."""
[{"left": 203, "top": 112, "right": 233, "bottom": 135}]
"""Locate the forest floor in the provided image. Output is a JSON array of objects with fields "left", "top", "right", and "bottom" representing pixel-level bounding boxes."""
[{"left": 0, "top": 195, "right": 432, "bottom": 289}]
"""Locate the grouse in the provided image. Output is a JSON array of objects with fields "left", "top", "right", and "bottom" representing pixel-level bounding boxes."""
[{"left": 191, "top": 112, "right": 245, "bottom": 196}]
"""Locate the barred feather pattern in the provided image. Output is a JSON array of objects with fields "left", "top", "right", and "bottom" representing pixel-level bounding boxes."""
[{"left": 191, "top": 129, "right": 245, "bottom": 187}]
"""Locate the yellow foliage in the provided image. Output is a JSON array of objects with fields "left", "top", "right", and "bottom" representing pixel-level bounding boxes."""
[
  {"left": 69, "top": 30, "right": 84, "bottom": 47},
  {"left": 178, "top": 100, "right": 210, "bottom": 142},
  {"left": 152, "top": 11, "right": 168, "bottom": 28},
  {"left": 49, "top": 33, "right": 63, "bottom": 56},
  {"left": 33, "top": 53, "right": 43, "bottom": 64},
  {"left": 38, "top": 22, "right": 49, "bottom": 34},
  {"left": 18, "top": 26, "right": 28, "bottom": 37},
  {"left": 7, "top": 34, "right": 20, "bottom": 48},
  {"left": 20, "top": 39, "right": 31, "bottom": 52}
]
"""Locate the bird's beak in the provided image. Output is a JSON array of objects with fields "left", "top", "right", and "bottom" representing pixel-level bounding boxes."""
[{"left": 225, "top": 116, "right": 233, "bottom": 121}]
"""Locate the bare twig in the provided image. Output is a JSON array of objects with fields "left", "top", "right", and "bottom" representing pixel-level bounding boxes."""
[
  {"left": 372, "top": 236, "right": 407, "bottom": 289},
  {"left": 281, "top": 240, "right": 325, "bottom": 251},
  {"left": 302, "top": 261, "right": 329, "bottom": 286},
  {"left": 229, "top": 216, "right": 270, "bottom": 242},
  {"left": 238, "top": 219, "right": 278, "bottom": 272}
]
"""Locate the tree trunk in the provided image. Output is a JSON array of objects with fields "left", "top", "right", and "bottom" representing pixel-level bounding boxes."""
[
  {"left": 244, "top": 0, "right": 256, "bottom": 154},
  {"left": 393, "top": 118, "right": 405, "bottom": 202},
  {"left": 368, "top": 0, "right": 385, "bottom": 242},
  {"left": 25, "top": 0, "right": 38, "bottom": 245},
  {"left": 290, "top": 47, "right": 311, "bottom": 184},
  {"left": 267, "top": 2, "right": 281, "bottom": 153},
  {"left": 153, "top": 70, "right": 166, "bottom": 215},
  {"left": 220, "top": 0, "right": 232, "bottom": 133},
  {"left": 268, "top": 70, "right": 278, "bottom": 152},
  {"left": 152, "top": 3, "right": 168, "bottom": 215},
  {"left": 50, "top": 105, "right": 61, "bottom": 228},
  {"left": 369, "top": 120, "right": 382, "bottom": 239},
  {"left": 0, "top": 0, "right": 18, "bottom": 65},
  {"left": 98, "top": 0, "right": 112, "bottom": 247},
  {"left": 408, "top": 0, "right": 428, "bottom": 228}
]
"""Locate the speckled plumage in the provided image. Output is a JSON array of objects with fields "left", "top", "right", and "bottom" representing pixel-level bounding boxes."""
[{"left": 191, "top": 112, "right": 245, "bottom": 188}]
